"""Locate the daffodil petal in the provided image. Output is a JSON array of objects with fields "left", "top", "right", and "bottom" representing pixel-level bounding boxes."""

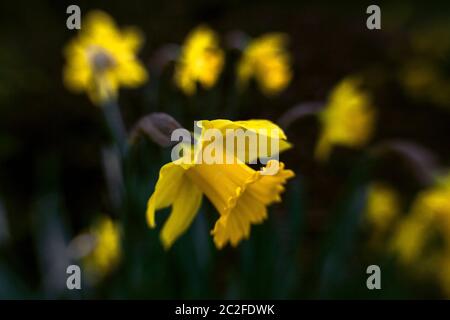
[
  {"left": 116, "top": 61, "right": 148, "bottom": 86},
  {"left": 233, "top": 120, "right": 288, "bottom": 140},
  {"left": 199, "top": 119, "right": 291, "bottom": 163},
  {"left": 160, "top": 176, "right": 203, "bottom": 249},
  {"left": 201, "top": 119, "right": 287, "bottom": 140},
  {"left": 122, "top": 27, "right": 144, "bottom": 51},
  {"left": 146, "top": 162, "right": 186, "bottom": 228}
]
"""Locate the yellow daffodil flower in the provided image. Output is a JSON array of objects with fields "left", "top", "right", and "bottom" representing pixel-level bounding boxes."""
[
  {"left": 63, "top": 10, "right": 148, "bottom": 104},
  {"left": 146, "top": 120, "right": 294, "bottom": 249},
  {"left": 315, "top": 77, "right": 376, "bottom": 161},
  {"left": 237, "top": 33, "right": 292, "bottom": 96},
  {"left": 389, "top": 211, "right": 431, "bottom": 264},
  {"left": 174, "top": 25, "right": 224, "bottom": 95},
  {"left": 418, "top": 174, "right": 450, "bottom": 235},
  {"left": 365, "top": 183, "right": 400, "bottom": 234},
  {"left": 384, "top": 172, "right": 450, "bottom": 297},
  {"left": 84, "top": 216, "right": 122, "bottom": 278},
  {"left": 391, "top": 173, "right": 450, "bottom": 263}
]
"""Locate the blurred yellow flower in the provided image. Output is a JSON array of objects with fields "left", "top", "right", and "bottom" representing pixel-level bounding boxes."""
[
  {"left": 401, "top": 61, "right": 439, "bottom": 94},
  {"left": 315, "top": 77, "right": 376, "bottom": 161},
  {"left": 174, "top": 25, "right": 224, "bottom": 95},
  {"left": 390, "top": 211, "right": 430, "bottom": 264},
  {"left": 237, "top": 33, "right": 292, "bottom": 96},
  {"left": 146, "top": 120, "right": 294, "bottom": 249},
  {"left": 84, "top": 216, "right": 122, "bottom": 278},
  {"left": 391, "top": 173, "right": 450, "bottom": 263},
  {"left": 383, "top": 172, "right": 450, "bottom": 297},
  {"left": 399, "top": 21, "right": 450, "bottom": 109},
  {"left": 410, "top": 21, "right": 450, "bottom": 60},
  {"left": 400, "top": 60, "right": 450, "bottom": 108},
  {"left": 419, "top": 174, "right": 450, "bottom": 235},
  {"left": 63, "top": 10, "right": 148, "bottom": 104},
  {"left": 365, "top": 183, "right": 400, "bottom": 234}
]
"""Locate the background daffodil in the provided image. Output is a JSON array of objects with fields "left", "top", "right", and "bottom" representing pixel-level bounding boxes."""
[
  {"left": 174, "top": 25, "right": 224, "bottom": 95},
  {"left": 63, "top": 10, "right": 148, "bottom": 104},
  {"left": 391, "top": 173, "right": 450, "bottom": 263},
  {"left": 146, "top": 119, "right": 294, "bottom": 249},
  {"left": 385, "top": 172, "right": 450, "bottom": 297},
  {"left": 237, "top": 33, "right": 292, "bottom": 96},
  {"left": 365, "top": 182, "right": 401, "bottom": 247},
  {"left": 315, "top": 77, "right": 376, "bottom": 161},
  {"left": 83, "top": 216, "right": 122, "bottom": 281}
]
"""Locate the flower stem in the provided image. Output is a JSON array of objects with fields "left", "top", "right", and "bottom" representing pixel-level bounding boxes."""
[{"left": 103, "top": 99, "right": 129, "bottom": 157}]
